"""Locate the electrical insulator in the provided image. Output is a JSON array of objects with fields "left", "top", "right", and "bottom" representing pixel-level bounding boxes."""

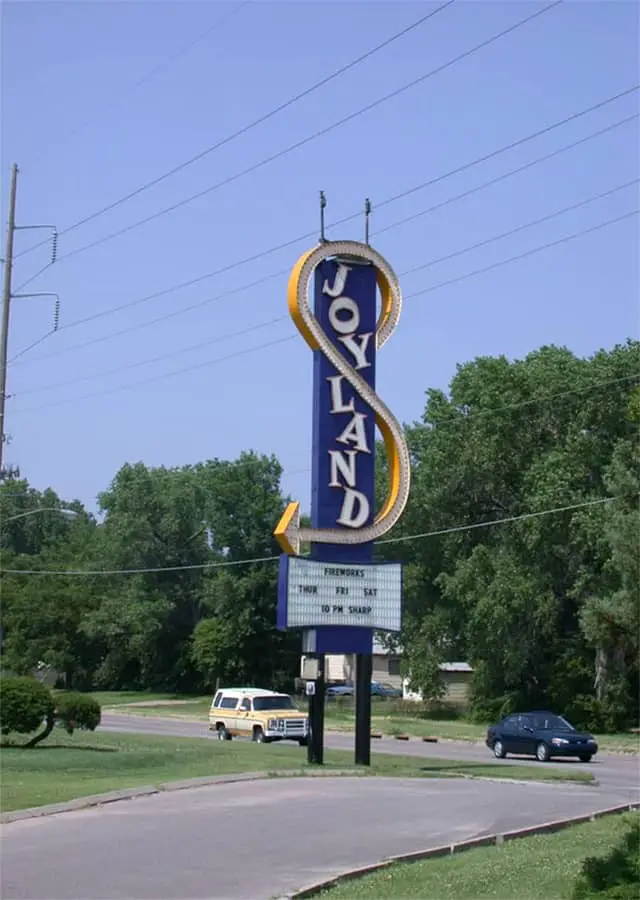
[
  {"left": 53, "top": 299, "right": 60, "bottom": 331},
  {"left": 51, "top": 231, "right": 58, "bottom": 264}
]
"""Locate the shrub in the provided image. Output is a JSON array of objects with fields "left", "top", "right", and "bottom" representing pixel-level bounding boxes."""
[
  {"left": 54, "top": 691, "right": 101, "bottom": 734},
  {"left": 0, "top": 676, "right": 54, "bottom": 736},
  {"left": 572, "top": 815, "right": 640, "bottom": 899},
  {"left": 566, "top": 691, "right": 634, "bottom": 734}
]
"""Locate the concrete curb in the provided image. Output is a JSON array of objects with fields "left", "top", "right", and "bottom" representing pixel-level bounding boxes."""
[
  {"left": 0, "top": 786, "right": 160, "bottom": 824},
  {"left": 0, "top": 769, "right": 372, "bottom": 825},
  {"left": 0, "top": 763, "right": 596, "bottom": 825},
  {"left": 282, "top": 801, "right": 640, "bottom": 899}
]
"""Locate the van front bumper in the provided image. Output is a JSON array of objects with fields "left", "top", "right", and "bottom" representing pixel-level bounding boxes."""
[{"left": 266, "top": 718, "right": 309, "bottom": 740}]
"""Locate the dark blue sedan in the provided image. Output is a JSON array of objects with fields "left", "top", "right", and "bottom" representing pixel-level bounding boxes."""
[{"left": 486, "top": 711, "right": 598, "bottom": 763}]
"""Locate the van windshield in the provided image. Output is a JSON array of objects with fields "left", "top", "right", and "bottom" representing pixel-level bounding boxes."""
[{"left": 253, "top": 695, "right": 295, "bottom": 711}]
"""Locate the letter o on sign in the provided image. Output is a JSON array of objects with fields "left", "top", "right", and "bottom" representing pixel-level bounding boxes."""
[{"left": 328, "top": 297, "right": 360, "bottom": 335}]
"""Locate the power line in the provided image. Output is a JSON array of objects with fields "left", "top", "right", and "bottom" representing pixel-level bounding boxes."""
[
  {"left": 13, "top": 261, "right": 55, "bottom": 295},
  {"left": 422, "top": 373, "right": 640, "bottom": 426},
  {"left": 375, "top": 113, "right": 638, "bottom": 238},
  {"left": 10, "top": 269, "right": 289, "bottom": 367},
  {"left": 23, "top": 3, "right": 250, "bottom": 169},
  {"left": 16, "top": 315, "right": 289, "bottom": 395},
  {"left": 401, "top": 178, "right": 638, "bottom": 277},
  {"left": 13, "top": 182, "right": 638, "bottom": 398},
  {"left": 2, "top": 373, "right": 636, "bottom": 512},
  {"left": 13, "top": 1, "right": 455, "bottom": 260},
  {"left": 404, "top": 208, "right": 637, "bottom": 301},
  {"left": 12, "top": 98, "right": 636, "bottom": 358},
  {"left": 12, "top": 334, "right": 297, "bottom": 413},
  {"left": 9, "top": 208, "right": 637, "bottom": 415},
  {"left": 25, "top": 1, "right": 561, "bottom": 265},
  {"left": 378, "top": 496, "right": 622, "bottom": 546},
  {"left": 0, "top": 496, "right": 621, "bottom": 575},
  {"left": 2, "top": 372, "right": 636, "bottom": 505}
]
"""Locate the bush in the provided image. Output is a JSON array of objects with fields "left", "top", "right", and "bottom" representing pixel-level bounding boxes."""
[
  {"left": 572, "top": 815, "right": 640, "bottom": 899},
  {"left": 0, "top": 676, "right": 54, "bottom": 735},
  {"left": 421, "top": 701, "right": 465, "bottom": 721},
  {"left": 54, "top": 691, "right": 101, "bottom": 734},
  {"left": 566, "top": 691, "right": 634, "bottom": 734}
]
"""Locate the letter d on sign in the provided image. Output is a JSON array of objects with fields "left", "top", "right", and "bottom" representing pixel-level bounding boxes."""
[{"left": 337, "top": 488, "right": 370, "bottom": 529}]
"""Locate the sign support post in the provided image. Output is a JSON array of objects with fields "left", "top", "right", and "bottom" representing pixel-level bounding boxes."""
[
  {"left": 306, "top": 648, "right": 324, "bottom": 765},
  {"left": 275, "top": 203, "right": 411, "bottom": 770},
  {"left": 355, "top": 653, "right": 372, "bottom": 765}
]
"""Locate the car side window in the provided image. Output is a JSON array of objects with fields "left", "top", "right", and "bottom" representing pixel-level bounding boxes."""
[
  {"left": 240, "top": 698, "right": 251, "bottom": 711},
  {"left": 502, "top": 715, "right": 518, "bottom": 729},
  {"left": 220, "top": 697, "right": 239, "bottom": 709}
]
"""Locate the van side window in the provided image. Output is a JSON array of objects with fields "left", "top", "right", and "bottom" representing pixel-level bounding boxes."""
[
  {"left": 240, "top": 698, "right": 251, "bottom": 711},
  {"left": 220, "top": 697, "right": 239, "bottom": 709},
  {"left": 213, "top": 692, "right": 222, "bottom": 708}
]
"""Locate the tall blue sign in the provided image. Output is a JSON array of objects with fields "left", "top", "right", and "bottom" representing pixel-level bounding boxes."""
[
  {"left": 310, "top": 259, "right": 376, "bottom": 654},
  {"left": 275, "top": 239, "right": 410, "bottom": 650}
]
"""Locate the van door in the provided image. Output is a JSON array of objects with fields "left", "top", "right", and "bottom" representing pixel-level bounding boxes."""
[{"left": 236, "top": 697, "right": 252, "bottom": 736}]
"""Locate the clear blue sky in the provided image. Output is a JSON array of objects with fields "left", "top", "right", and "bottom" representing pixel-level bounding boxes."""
[{"left": 1, "top": 0, "right": 638, "bottom": 515}]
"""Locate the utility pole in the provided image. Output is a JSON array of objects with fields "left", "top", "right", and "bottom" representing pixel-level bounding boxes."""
[{"left": 0, "top": 163, "right": 18, "bottom": 478}]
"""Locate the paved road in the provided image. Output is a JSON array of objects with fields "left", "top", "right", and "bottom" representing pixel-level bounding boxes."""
[
  {"left": 2, "top": 776, "right": 635, "bottom": 900},
  {"left": 100, "top": 712, "right": 640, "bottom": 798},
  {"left": 2, "top": 714, "right": 637, "bottom": 900}
]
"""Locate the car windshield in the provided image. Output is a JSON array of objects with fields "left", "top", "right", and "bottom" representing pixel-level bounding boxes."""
[
  {"left": 252, "top": 695, "right": 295, "bottom": 711},
  {"left": 530, "top": 713, "right": 575, "bottom": 731}
]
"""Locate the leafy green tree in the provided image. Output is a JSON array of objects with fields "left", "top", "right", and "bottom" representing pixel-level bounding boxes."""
[
  {"left": 84, "top": 452, "right": 297, "bottom": 691},
  {"left": 377, "top": 341, "right": 639, "bottom": 722},
  {"left": 1, "top": 483, "right": 97, "bottom": 688}
]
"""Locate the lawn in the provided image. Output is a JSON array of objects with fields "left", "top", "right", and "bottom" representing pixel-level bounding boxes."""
[
  {"left": 317, "top": 812, "right": 639, "bottom": 899},
  {"left": 97, "top": 692, "right": 640, "bottom": 754},
  {"left": 0, "top": 730, "right": 594, "bottom": 812},
  {"left": 89, "top": 691, "right": 208, "bottom": 707}
]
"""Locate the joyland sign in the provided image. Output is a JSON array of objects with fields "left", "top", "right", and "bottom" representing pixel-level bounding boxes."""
[{"left": 274, "top": 239, "right": 410, "bottom": 653}]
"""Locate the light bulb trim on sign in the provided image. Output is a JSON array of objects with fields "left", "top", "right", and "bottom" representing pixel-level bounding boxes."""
[{"left": 274, "top": 240, "right": 411, "bottom": 555}]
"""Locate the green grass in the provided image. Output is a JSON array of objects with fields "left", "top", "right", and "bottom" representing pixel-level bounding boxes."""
[
  {"left": 318, "top": 812, "right": 639, "bottom": 899},
  {"left": 95, "top": 691, "right": 639, "bottom": 754},
  {"left": 89, "top": 691, "right": 208, "bottom": 707},
  {"left": 102, "top": 699, "right": 212, "bottom": 717},
  {"left": 0, "top": 729, "right": 594, "bottom": 812}
]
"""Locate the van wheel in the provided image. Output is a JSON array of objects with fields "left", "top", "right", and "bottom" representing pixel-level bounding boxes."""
[
  {"left": 217, "top": 725, "right": 231, "bottom": 741},
  {"left": 253, "top": 727, "right": 267, "bottom": 743}
]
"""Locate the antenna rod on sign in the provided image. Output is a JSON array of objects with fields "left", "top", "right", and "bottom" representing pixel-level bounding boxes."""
[
  {"left": 364, "top": 198, "right": 371, "bottom": 245},
  {"left": 319, "top": 190, "right": 327, "bottom": 243}
]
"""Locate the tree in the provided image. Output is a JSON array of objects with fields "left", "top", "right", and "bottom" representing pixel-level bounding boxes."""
[
  {"left": 83, "top": 452, "right": 297, "bottom": 691},
  {"left": 376, "top": 341, "right": 639, "bottom": 722},
  {"left": 576, "top": 391, "right": 640, "bottom": 727},
  {"left": 0, "top": 483, "right": 97, "bottom": 688}
]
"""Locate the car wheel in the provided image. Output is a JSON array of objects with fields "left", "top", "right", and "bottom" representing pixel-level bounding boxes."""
[
  {"left": 298, "top": 737, "right": 308, "bottom": 747},
  {"left": 536, "top": 741, "right": 550, "bottom": 762},
  {"left": 579, "top": 754, "right": 592, "bottom": 763},
  {"left": 253, "top": 727, "right": 266, "bottom": 743},
  {"left": 217, "top": 726, "right": 231, "bottom": 741},
  {"left": 493, "top": 739, "right": 506, "bottom": 759}
]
